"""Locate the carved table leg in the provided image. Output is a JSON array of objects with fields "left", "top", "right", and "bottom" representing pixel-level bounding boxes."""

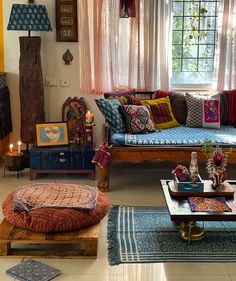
[{"left": 97, "top": 166, "right": 109, "bottom": 192}]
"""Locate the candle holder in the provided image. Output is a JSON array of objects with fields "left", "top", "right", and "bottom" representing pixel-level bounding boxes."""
[
  {"left": 85, "top": 123, "right": 95, "bottom": 148},
  {"left": 17, "top": 141, "right": 22, "bottom": 154},
  {"left": 85, "top": 111, "right": 94, "bottom": 124}
]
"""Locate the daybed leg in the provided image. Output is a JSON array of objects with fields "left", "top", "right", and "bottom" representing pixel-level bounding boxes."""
[{"left": 97, "top": 166, "right": 109, "bottom": 192}]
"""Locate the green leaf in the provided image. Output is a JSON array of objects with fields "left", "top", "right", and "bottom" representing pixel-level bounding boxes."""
[{"left": 200, "top": 8, "right": 208, "bottom": 14}]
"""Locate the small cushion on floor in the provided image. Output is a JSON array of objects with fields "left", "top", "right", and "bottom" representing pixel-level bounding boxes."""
[{"left": 3, "top": 191, "right": 110, "bottom": 232}]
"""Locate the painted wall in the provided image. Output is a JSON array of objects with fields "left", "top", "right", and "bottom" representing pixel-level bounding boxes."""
[{"left": 3, "top": 0, "right": 104, "bottom": 149}]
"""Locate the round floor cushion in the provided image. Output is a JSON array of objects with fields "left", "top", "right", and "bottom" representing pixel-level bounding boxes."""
[{"left": 3, "top": 191, "right": 110, "bottom": 232}]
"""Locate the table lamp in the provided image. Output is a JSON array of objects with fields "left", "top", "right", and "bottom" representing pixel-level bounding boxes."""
[{"left": 7, "top": 2, "right": 52, "bottom": 146}]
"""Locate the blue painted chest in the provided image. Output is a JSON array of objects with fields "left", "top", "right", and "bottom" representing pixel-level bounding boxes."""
[{"left": 29, "top": 144, "right": 95, "bottom": 179}]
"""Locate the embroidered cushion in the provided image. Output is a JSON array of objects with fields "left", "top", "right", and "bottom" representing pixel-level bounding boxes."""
[
  {"left": 120, "top": 105, "right": 155, "bottom": 134},
  {"left": 95, "top": 99, "right": 126, "bottom": 134},
  {"left": 140, "top": 97, "right": 179, "bottom": 129},
  {"left": 3, "top": 190, "right": 110, "bottom": 233},
  {"left": 186, "top": 92, "right": 221, "bottom": 129}
]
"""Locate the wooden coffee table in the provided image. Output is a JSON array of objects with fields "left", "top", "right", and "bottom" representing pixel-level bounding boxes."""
[{"left": 161, "top": 179, "right": 236, "bottom": 241}]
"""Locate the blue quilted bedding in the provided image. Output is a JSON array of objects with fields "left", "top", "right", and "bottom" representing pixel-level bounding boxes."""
[{"left": 110, "top": 125, "right": 236, "bottom": 147}]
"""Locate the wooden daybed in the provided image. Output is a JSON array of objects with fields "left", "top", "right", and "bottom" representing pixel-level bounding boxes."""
[
  {"left": 97, "top": 146, "right": 236, "bottom": 192},
  {"left": 97, "top": 124, "right": 236, "bottom": 192}
]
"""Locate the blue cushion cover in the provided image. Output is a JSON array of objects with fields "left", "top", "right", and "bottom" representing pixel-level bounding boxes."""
[{"left": 95, "top": 99, "right": 126, "bottom": 134}]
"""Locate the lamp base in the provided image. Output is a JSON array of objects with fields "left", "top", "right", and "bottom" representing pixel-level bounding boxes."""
[{"left": 19, "top": 36, "right": 45, "bottom": 144}]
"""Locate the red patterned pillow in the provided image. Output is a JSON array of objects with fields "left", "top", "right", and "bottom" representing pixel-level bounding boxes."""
[
  {"left": 3, "top": 191, "right": 110, "bottom": 232},
  {"left": 120, "top": 105, "right": 155, "bottom": 134},
  {"left": 150, "top": 103, "right": 172, "bottom": 124}
]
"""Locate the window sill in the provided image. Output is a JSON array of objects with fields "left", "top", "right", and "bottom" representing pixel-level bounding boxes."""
[{"left": 172, "top": 83, "right": 213, "bottom": 91}]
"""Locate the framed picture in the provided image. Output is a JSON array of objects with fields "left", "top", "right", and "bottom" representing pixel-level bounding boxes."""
[
  {"left": 35, "top": 122, "right": 69, "bottom": 147},
  {"left": 56, "top": 0, "right": 78, "bottom": 42}
]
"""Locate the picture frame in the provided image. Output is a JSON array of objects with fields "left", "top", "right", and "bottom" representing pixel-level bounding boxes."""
[
  {"left": 35, "top": 122, "right": 69, "bottom": 147},
  {"left": 56, "top": 0, "right": 78, "bottom": 42}
]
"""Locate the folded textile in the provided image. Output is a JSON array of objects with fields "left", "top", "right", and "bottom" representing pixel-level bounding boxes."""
[
  {"left": 188, "top": 197, "right": 231, "bottom": 213},
  {"left": 92, "top": 144, "right": 111, "bottom": 168},
  {"left": 13, "top": 183, "right": 98, "bottom": 212}
]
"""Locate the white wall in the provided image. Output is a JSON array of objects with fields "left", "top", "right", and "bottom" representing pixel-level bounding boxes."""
[{"left": 3, "top": 0, "right": 105, "bottom": 149}]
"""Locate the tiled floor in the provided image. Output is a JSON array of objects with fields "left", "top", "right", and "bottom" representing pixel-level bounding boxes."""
[{"left": 0, "top": 161, "right": 235, "bottom": 281}]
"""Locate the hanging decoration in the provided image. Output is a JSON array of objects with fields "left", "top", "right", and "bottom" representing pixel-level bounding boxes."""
[{"left": 62, "top": 49, "right": 73, "bottom": 65}]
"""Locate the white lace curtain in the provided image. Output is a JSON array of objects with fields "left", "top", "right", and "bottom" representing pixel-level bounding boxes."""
[
  {"left": 213, "top": 0, "right": 236, "bottom": 90},
  {"left": 78, "top": 0, "right": 173, "bottom": 95}
]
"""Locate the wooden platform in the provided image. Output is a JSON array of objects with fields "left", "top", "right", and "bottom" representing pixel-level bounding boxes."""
[{"left": 0, "top": 219, "right": 99, "bottom": 259}]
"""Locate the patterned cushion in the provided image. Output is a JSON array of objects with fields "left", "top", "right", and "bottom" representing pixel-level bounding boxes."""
[
  {"left": 108, "top": 95, "right": 128, "bottom": 105},
  {"left": 140, "top": 97, "right": 179, "bottom": 129},
  {"left": 95, "top": 99, "right": 126, "bottom": 134},
  {"left": 154, "top": 90, "right": 174, "bottom": 99},
  {"left": 120, "top": 105, "right": 155, "bottom": 134},
  {"left": 186, "top": 92, "right": 221, "bottom": 129},
  {"left": 13, "top": 183, "right": 98, "bottom": 212},
  {"left": 149, "top": 103, "right": 172, "bottom": 124},
  {"left": 3, "top": 190, "right": 110, "bottom": 232}
]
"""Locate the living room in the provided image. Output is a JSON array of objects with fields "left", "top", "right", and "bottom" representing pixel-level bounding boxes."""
[{"left": 1, "top": 0, "right": 236, "bottom": 280}]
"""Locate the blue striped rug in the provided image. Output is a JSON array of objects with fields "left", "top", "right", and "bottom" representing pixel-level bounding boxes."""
[{"left": 107, "top": 206, "right": 236, "bottom": 265}]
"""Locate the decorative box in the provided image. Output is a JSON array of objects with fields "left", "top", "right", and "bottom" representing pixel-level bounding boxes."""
[{"left": 174, "top": 174, "right": 204, "bottom": 192}]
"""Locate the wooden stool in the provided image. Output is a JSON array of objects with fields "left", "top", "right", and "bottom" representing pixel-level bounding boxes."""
[
  {"left": 0, "top": 219, "right": 99, "bottom": 258},
  {"left": 3, "top": 151, "right": 24, "bottom": 178}
]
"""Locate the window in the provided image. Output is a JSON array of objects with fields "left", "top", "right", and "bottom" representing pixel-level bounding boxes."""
[{"left": 172, "top": 0, "right": 219, "bottom": 85}]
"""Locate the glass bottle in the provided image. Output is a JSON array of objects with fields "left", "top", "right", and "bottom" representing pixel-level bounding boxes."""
[{"left": 189, "top": 151, "right": 199, "bottom": 177}]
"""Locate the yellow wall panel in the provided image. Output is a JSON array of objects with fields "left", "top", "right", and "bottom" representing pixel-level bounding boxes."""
[{"left": 0, "top": 0, "right": 4, "bottom": 71}]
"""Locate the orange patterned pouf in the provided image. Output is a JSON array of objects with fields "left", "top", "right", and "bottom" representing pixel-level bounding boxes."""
[{"left": 3, "top": 187, "right": 110, "bottom": 233}]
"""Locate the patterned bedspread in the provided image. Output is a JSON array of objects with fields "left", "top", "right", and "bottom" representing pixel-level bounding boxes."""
[
  {"left": 13, "top": 183, "right": 98, "bottom": 212},
  {"left": 110, "top": 125, "right": 236, "bottom": 147}
]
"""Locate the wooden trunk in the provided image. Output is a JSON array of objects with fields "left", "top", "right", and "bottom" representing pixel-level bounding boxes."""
[{"left": 19, "top": 36, "right": 45, "bottom": 144}]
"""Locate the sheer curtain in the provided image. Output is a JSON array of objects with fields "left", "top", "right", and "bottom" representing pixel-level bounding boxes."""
[
  {"left": 78, "top": 0, "right": 173, "bottom": 95},
  {"left": 213, "top": 0, "right": 236, "bottom": 90}
]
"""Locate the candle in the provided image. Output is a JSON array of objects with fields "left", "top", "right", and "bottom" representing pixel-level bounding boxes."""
[
  {"left": 9, "top": 144, "right": 13, "bottom": 153},
  {"left": 85, "top": 111, "right": 94, "bottom": 124},
  {"left": 17, "top": 141, "right": 22, "bottom": 154}
]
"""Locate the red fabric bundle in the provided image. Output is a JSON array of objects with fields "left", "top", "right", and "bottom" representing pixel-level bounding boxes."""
[{"left": 92, "top": 144, "right": 111, "bottom": 168}]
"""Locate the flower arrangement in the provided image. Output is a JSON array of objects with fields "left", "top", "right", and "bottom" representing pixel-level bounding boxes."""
[{"left": 202, "top": 140, "right": 231, "bottom": 190}]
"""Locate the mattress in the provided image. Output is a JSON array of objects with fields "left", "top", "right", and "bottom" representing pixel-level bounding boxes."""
[{"left": 110, "top": 125, "right": 236, "bottom": 147}]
